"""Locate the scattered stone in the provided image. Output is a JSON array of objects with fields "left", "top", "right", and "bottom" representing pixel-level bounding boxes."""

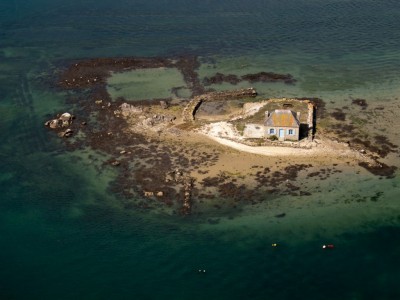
[{"left": 111, "top": 160, "right": 120, "bottom": 166}]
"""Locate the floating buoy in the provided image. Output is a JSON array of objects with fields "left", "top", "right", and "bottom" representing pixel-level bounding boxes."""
[{"left": 272, "top": 243, "right": 278, "bottom": 247}]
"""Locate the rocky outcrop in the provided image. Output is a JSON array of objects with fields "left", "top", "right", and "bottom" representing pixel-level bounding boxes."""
[
  {"left": 45, "top": 112, "right": 74, "bottom": 137},
  {"left": 45, "top": 112, "right": 73, "bottom": 128}
]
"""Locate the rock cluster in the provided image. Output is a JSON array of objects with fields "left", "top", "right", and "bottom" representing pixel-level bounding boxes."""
[
  {"left": 142, "top": 114, "right": 176, "bottom": 127},
  {"left": 114, "top": 103, "right": 143, "bottom": 117},
  {"left": 44, "top": 112, "right": 75, "bottom": 137}
]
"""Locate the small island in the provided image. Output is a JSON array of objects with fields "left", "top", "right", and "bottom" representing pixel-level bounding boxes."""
[{"left": 44, "top": 56, "right": 398, "bottom": 216}]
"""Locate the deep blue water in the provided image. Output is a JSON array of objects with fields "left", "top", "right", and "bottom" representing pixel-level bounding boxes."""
[{"left": 1, "top": 0, "right": 400, "bottom": 299}]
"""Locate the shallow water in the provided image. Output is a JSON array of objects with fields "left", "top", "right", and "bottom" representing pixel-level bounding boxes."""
[
  {"left": 107, "top": 67, "right": 190, "bottom": 100},
  {"left": 1, "top": 0, "right": 400, "bottom": 299}
]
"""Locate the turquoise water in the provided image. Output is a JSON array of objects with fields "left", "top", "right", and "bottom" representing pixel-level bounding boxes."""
[{"left": 1, "top": 0, "right": 400, "bottom": 299}]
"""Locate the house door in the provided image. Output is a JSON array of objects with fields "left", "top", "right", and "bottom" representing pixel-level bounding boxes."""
[{"left": 279, "top": 129, "right": 285, "bottom": 138}]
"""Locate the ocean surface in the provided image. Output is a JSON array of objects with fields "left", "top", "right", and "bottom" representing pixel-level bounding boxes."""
[{"left": 1, "top": 0, "right": 400, "bottom": 299}]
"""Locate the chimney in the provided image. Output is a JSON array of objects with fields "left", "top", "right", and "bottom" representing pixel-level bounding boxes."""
[
  {"left": 265, "top": 111, "right": 269, "bottom": 118},
  {"left": 296, "top": 111, "right": 301, "bottom": 120}
]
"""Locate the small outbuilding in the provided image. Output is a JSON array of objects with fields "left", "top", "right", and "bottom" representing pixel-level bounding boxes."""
[{"left": 265, "top": 109, "right": 300, "bottom": 141}]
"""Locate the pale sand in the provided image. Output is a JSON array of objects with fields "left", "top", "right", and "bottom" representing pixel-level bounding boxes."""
[{"left": 204, "top": 135, "right": 317, "bottom": 156}]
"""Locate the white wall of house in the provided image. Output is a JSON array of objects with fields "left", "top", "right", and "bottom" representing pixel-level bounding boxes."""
[
  {"left": 265, "top": 127, "right": 299, "bottom": 141},
  {"left": 243, "top": 124, "right": 265, "bottom": 138}
]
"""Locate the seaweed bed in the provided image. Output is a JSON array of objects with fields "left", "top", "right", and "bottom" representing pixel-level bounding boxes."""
[{"left": 203, "top": 71, "right": 297, "bottom": 86}]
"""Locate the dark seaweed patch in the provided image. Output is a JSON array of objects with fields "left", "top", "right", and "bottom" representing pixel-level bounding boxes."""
[
  {"left": 351, "top": 99, "right": 368, "bottom": 109},
  {"left": 275, "top": 213, "right": 286, "bottom": 218},
  {"left": 330, "top": 109, "right": 346, "bottom": 121},
  {"left": 358, "top": 162, "right": 397, "bottom": 178},
  {"left": 370, "top": 191, "right": 383, "bottom": 202},
  {"left": 203, "top": 73, "right": 241, "bottom": 86},
  {"left": 241, "top": 72, "right": 296, "bottom": 84}
]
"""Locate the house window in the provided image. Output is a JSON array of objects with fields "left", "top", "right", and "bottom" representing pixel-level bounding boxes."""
[
  {"left": 288, "top": 129, "right": 294, "bottom": 135},
  {"left": 269, "top": 128, "right": 275, "bottom": 134}
]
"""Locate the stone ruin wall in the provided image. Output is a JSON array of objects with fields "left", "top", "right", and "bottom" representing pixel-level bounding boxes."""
[{"left": 182, "top": 88, "right": 257, "bottom": 122}]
